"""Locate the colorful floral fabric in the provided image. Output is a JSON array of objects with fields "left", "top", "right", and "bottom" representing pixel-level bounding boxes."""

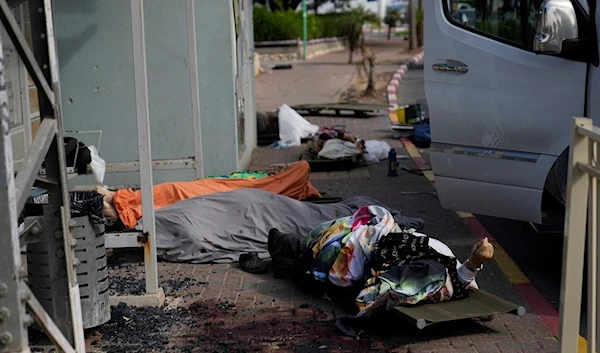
[
  {"left": 305, "top": 206, "right": 471, "bottom": 317},
  {"left": 306, "top": 205, "right": 396, "bottom": 287},
  {"left": 355, "top": 260, "right": 448, "bottom": 315},
  {"left": 206, "top": 171, "right": 270, "bottom": 180}
]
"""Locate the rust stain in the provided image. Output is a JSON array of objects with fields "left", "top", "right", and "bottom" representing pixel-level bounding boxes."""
[{"left": 138, "top": 232, "right": 150, "bottom": 258}]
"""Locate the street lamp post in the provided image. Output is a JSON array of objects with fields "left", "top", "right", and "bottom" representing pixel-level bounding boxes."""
[{"left": 302, "top": 0, "right": 307, "bottom": 60}]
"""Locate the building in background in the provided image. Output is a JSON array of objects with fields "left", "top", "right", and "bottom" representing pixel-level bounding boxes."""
[{"left": 7, "top": 0, "right": 257, "bottom": 188}]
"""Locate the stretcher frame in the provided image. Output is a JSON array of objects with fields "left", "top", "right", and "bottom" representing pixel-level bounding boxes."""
[{"left": 393, "top": 288, "right": 526, "bottom": 329}]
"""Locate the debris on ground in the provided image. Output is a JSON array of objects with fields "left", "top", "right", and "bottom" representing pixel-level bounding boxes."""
[
  {"left": 109, "top": 275, "right": 208, "bottom": 296},
  {"left": 108, "top": 276, "right": 145, "bottom": 296},
  {"left": 96, "top": 302, "right": 207, "bottom": 353},
  {"left": 272, "top": 64, "right": 293, "bottom": 70}
]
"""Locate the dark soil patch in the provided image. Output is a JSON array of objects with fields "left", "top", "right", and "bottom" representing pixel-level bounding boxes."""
[
  {"left": 339, "top": 72, "right": 394, "bottom": 106},
  {"left": 109, "top": 276, "right": 208, "bottom": 296}
]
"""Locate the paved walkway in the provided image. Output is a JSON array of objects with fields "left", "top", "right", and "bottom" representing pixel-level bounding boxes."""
[
  {"left": 91, "top": 39, "right": 557, "bottom": 353},
  {"left": 255, "top": 37, "right": 411, "bottom": 111},
  {"left": 251, "top": 37, "right": 412, "bottom": 172}
]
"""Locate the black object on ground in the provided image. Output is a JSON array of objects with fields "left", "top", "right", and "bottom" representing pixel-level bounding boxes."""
[
  {"left": 291, "top": 103, "right": 386, "bottom": 118},
  {"left": 272, "top": 64, "right": 293, "bottom": 70},
  {"left": 256, "top": 110, "right": 312, "bottom": 146},
  {"left": 335, "top": 316, "right": 371, "bottom": 338},
  {"left": 299, "top": 149, "right": 359, "bottom": 172},
  {"left": 256, "top": 110, "right": 280, "bottom": 146},
  {"left": 402, "top": 166, "right": 425, "bottom": 175},
  {"left": 25, "top": 190, "right": 107, "bottom": 225},
  {"left": 303, "top": 197, "right": 344, "bottom": 204},
  {"left": 239, "top": 253, "right": 269, "bottom": 274},
  {"left": 411, "top": 120, "right": 431, "bottom": 148}
]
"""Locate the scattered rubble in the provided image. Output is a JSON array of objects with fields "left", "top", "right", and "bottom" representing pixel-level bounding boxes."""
[
  {"left": 108, "top": 276, "right": 208, "bottom": 297},
  {"left": 108, "top": 276, "right": 145, "bottom": 296},
  {"left": 97, "top": 302, "right": 200, "bottom": 352}
]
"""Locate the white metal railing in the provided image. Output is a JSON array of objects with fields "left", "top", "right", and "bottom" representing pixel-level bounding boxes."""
[{"left": 559, "top": 117, "right": 600, "bottom": 352}]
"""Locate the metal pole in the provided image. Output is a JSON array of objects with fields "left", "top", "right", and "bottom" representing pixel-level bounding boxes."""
[
  {"left": 558, "top": 118, "right": 593, "bottom": 352},
  {"left": 0, "top": 28, "right": 29, "bottom": 352},
  {"left": 185, "top": 0, "right": 204, "bottom": 179},
  {"left": 302, "top": 0, "right": 307, "bottom": 60},
  {"left": 130, "top": 0, "right": 159, "bottom": 295},
  {"left": 28, "top": 0, "right": 83, "bottom": 348}
]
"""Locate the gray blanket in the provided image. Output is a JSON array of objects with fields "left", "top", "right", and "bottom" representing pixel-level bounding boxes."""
[{"left": 138, "top": 188, "right": 423, "bottom": 263}]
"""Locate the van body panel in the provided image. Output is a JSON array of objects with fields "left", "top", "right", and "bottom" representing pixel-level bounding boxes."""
[
  {"left": 430, "top": 144, "right": 557, "bottom": 190},
  {"left": 424, "top": 0, "right": 588, "bottom": 222},
  {"left": 435, "top": 176, "right": 544, "bottom": 223}
]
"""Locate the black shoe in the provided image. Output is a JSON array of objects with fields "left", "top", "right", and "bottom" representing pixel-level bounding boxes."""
[
  {"left": 239, "top": 253, "right": 269, "bottom": 274},
  {"left": 268, "top": 228, "right": 307, "bottom": 259}
]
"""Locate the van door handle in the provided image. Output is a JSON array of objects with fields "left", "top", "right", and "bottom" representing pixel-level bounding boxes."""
[{"left": 432, "top": 63, "right": 469, "bottom": 73}]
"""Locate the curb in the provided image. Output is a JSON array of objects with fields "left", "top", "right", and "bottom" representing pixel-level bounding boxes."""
[
  {"left": 400, "top": 136, "right": 587, "bottom": 351},
  {"left": 386, "top": 51, "right": 425, "bottom": 118}
]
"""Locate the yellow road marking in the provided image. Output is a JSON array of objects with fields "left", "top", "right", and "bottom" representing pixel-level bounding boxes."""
[
  {"left": 492, "top": 244, "right": 531, "bottom": 285},
  {"left": 423, "top": 170, "right": 435, "bottom": 182},
  {"left": 456, "top": 211, "right": 475, "bottom": 218}
]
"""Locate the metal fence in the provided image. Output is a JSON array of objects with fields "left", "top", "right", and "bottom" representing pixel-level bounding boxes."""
[{"left": 559, "top": 117, "right": 600, "bottom": 353}]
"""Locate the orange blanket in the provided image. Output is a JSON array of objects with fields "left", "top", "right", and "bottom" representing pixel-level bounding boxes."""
[{"left": 113, "top": 160, "right": 321, "bottom": 228}]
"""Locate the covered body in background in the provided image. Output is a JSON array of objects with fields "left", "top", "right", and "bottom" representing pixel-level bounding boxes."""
[
  {"left": 113, "top": 161, "right": 321, "bottom": 228},
  {"left": 138, "top": 188, "right": 424, "bottom": 263}
]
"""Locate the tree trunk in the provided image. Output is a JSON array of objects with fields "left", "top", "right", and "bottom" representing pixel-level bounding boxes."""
[
  {"left": 417, "top": 22, "right": 423, "bottom": 47},
  {"left": 348, "top": 49, "right": 353, "bottom": 64},
  {"left": 417, "top": 0, "right": 424, "bottom": 48},
  {"left": 408, "top": 0, "right": 416, "bottom": 50},
  {"left": 387, "top": 26, "right": 392, "bottom": 40},
  {"left": 364, "top": 58, "right": 375, "bottom": 96}
]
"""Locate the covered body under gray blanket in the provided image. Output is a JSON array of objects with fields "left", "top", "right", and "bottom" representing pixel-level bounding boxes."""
[{"left": 137, "top": 189, "right": 423, "bottom": 263}]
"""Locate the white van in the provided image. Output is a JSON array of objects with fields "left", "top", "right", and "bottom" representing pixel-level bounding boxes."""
[{"left": 424, "top": 0, "right": 597, "bottom": 224}]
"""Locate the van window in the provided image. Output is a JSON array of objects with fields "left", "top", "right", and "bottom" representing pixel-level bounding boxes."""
[{"left": 444, "top": 0, "right": 544, "bottom": 50}]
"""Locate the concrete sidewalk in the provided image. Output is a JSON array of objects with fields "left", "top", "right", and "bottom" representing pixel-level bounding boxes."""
[
  {"left": 91, "top": 39, "right": 557, "bottom": 353},
  {"left": 255, "top": 37, "right": 412, "bottom": 111}
]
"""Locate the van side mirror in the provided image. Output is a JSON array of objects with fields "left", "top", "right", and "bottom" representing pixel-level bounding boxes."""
[{"left": 533, "top": 0, "right": 578, "bottom": 54}]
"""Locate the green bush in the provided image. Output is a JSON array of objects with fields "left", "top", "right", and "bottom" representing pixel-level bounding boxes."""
[{"left": 253, "top": 6, "right": 345, "bottom": 42}]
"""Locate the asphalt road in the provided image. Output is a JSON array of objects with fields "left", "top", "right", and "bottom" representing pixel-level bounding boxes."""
[{"left": 397, "top": 65, "right": 567, "bottom": 323}]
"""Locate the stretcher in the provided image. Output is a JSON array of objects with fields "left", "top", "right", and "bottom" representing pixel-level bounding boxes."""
[
  {"left": 299, "top": 139, "right": 360, "bottom": 172},
  {"left": 291, "top": 103, "right": 387, "bottom": 118},
  {"left": 393, "top": 288, "right": 526, "bottom": 329}
]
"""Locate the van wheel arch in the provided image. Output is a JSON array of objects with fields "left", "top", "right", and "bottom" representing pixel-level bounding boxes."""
[{"left": 543, "top": 147, "right": 569, "bottom": 209}]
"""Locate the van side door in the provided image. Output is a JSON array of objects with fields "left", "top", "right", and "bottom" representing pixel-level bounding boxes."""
[{"left": 425, "top": 0, "right": 588, "bottom": 223}]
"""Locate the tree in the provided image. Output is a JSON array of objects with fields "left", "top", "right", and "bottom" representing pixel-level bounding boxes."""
[
  {"left": 357, "top": 41, "right": 376, "bottom": 96},
  {"left": 383, "top": 9, "right": 401, "bottom": 40},
  {"left": 252, "top": 0, "right": 302, "bottom": 11},
  {"left": 416, "top": 0, "right": 424, "bottom": 47},
  {"left": 337, "top": 6, "right": 380, "bottom": 64},
  {"left": 253, "top": 0, "right": 350, "bottom": 13},
  {"left": 310, "top": 0, "right": 350, "bottom": 13}
]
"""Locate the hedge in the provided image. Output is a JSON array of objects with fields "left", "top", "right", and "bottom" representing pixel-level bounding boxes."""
[{"left": 253, "top": 6, "right": 345, "bottom": 42}]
